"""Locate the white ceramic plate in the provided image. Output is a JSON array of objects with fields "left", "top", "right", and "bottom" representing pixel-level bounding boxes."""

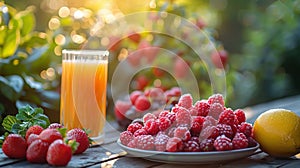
[{"left": 117, "top": 139, "right": 260, "bottom": 164}]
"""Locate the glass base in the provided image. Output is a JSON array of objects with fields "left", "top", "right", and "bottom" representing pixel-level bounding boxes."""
[{"left": 91, "top": 133, "right": 105, "bottom": 146}]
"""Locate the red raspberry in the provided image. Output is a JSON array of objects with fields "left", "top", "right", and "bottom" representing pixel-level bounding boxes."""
[
  {"left": 190, "top": 137, "right": 200, "bottom": 144},
  {"left": 142, "top": 113, "right": 156, "bottom": 123},
  {"left": 247, "top": 137, "right": 258, "bottom": 147},
  {"left": 232, "top": 133, "right": 248, "bottom": 149},
  {"left": 166, "top": 137, "right": 183, "bottom": 152},
  {"left": 154, "top": 134, "right": 170, "bottom": 151},
  {"left": 135, "top": 135, "right": 155, "bottom": 150},
  {"left": 175, "top": 106, "right": 192, "bottom": 127},
  {"left": 234, "top": 109, "right": 246, "bottom": 125},
  {"left": 190, "top": 116, "right": 205, "bottom": 136},
  {"left": 200, "top": 138, "right": 215, "bottom": 152},
  {"left": 127, "top": 123, "right": 143, "bottom": 134},
  {"left": 238, "top": 122, "right": 253, "bottom": 137},
  {"left": 217, "top": 124, "right": 234, "bottom": 139},
  {"left": 134, "top": 95, "right": 151, "bottom": 112},
  {"left": 208, "top": 103, "right": 224, "bottom": 119},
  {"left": 158, "top": 117, "right": 171, "bottom": 131},
  {"left": 174, "top": 126, "right": 191, "bottom": 142},
  {"left": 120, "top": 131, "right": 133, "bottom": 146},
  {"left": 114, "top": 100, "right": 131, "bottom": 120},
  {"left": 218, "top": 108, "right": 235, "bottom": 126},
  {"left": 214, "top": 135, "right": 233, "bottom": 151},
  {"left": 183, "top": 140, "right": 201, "bottom": 152},
  {"left": 193, "top": 100, "right": 210, "bottom": 116},
  {"left": 133, "top": 128, "right": 148, "bottom": 137},
  {"left": 127, "top": 140, "right": 137, "bottom": 148},
  {"left": 144, "top": 120, "right": 159, "bottom": 135},
  {"left": 130, "top": 90, "right": 143, "bottom": 105},
  {"left": 178, "top": 94, "right": 193, "bottom": 109},
  {"left": 208, "top": 94, "right": 225, "bottom": 106}
]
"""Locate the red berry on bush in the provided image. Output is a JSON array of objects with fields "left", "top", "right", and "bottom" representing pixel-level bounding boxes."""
[{"left": 134, "top": 95, "right": 151, "bottom": 112}]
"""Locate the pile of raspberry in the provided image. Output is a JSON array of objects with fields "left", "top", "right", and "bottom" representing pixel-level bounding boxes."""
[
  {"left": 119, "top": 93, "right": 258, "bottom": 152},
  {"left": 114, "top": 87, "right": 181, "bottom": 129}
]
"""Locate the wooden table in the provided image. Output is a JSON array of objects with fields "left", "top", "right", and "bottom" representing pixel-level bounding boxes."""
[{"left": 1, "top": 95, "right": 300, "bottom": 167}]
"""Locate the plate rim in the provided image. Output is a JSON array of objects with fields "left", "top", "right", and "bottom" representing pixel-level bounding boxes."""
[{"left": 117, "top": 138, "right": 260, "bottom": 156}]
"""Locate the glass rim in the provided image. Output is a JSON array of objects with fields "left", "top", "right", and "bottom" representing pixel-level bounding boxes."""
[{"left": 62, "top": 49, "right": 109, "bottom": 56}]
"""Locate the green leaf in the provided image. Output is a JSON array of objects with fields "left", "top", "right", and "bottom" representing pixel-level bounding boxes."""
[
  {"left": 0, "top": 25, "right": 7, "bottom": 45},
  {"left": 2, "top": 28, "right": 20, "bottom": 58},
  {"left": 0, "top": 75, "right": 24, "bottom": 101},
  {"left": 58, "top": 127, "right": 67, "bottom": 138},
  {"left": 2, "top": 115, "right": 19, "bottom": 132},
  {"left": 16, "top": 7, "right": 35, "bottom": 37}
]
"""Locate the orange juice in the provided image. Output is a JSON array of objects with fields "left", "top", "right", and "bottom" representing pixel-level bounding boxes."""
[{"left": 60, "top": 50, "right": 108, "bottom": 143}]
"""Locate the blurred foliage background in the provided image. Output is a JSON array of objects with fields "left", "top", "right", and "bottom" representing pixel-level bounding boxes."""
[{"left": 1, "top": 0, "right": 300, "bottom": 134}]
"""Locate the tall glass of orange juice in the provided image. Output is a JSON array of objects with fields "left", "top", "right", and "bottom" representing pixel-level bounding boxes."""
[{"left": 60, "top": 50, "right": 108, "bottom": 144}]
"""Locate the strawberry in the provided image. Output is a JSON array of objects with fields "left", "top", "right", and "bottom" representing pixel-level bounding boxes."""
[
  {"left": 25, "top": 125, "right": 44, "bottom": 140},
  {"left": 26, "top": 139, "right": 50, "bottom": 163},
  {"left": 27, "top": 134, "right": 39, "bottom": 145},
  {"left": 2, "top": 134, "right": 27, "bottom": 159},
  {"left": 67, "top": 128, "right": 90, "bottom": 154},
  {"left": 46, "top": 139, "right": 72, "bottom": 166},
  {"left": 39, "top": 128, "right": 63, "bottom": 144}
]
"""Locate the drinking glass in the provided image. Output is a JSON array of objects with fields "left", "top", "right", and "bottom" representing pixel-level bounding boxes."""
[{"left": 60, "top": 49, "right": 109, "bottom": 144}]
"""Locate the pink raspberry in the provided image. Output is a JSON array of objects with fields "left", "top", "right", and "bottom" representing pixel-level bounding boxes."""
[
  {"left": 158, "top": 111, "right": 169, "bottom": 118},
  {"left": 171, "top": 105, "right": 180, "bottom": 113},
  {"left": 127, "top": 140, "right": 136, "bottom": 148},
  {"left": 143, "top": 113, "right": 156, "bottom": 123},
  {"left": 199, "top": 138, "right": 215, "bottom": 152},
  {"left": 218, "top": 108, "right": 235, "bottom": 126},
  {"left": 130, "top": 90, "right": 143, "bottom": 105},
  {"left": 189, "top": 106, "right": 198, "bottom": 116},
  {"left": 144, "top": 120, "right": 159, "bottom": 135},
  {"left": 166, "top": 112, "right": 176, "bottom": 123},
  {"left": 238, "top": 122, "right": 253, "bottom": 137},
  {"left": 127, "top": 123, "right": 143, "bottom": 134},
  {"left": 120, "top": 131, "right": 133, "bottom": 146},
  {"left": 166, "top": 127, "right": 176, "bottom": 137},
  {"left": 133, "top": 128, "right": 148, "bottom": 137},
  {"left": 175, "top": 106, "right": 192, "bottom": 127},
  {"left": 154, "top": 134, "right": 170, "bottom": 151},
  {"left": 232, "top": 133, "right": 248, "bottom": 149},
  {"left": 183, "top": 140, "right": 201, "bottom": 152},
  {"left": 234, "top": 109, "right": 246, "bottom": 125},
  {"left": 177, "top": 94, "right": 193, "bottom": 109},
  {"left": 214, "top": 135, "right": 233, "bottom": 151},
  {"left": 208, "top": 93, "right": 225, "bottom": 106},
  {"left": 190, "top": 116, "right": 205, "bottom": 136},
  {"left": 193, "top": 100, "right": 210, "bottom": 117},
  {"left": 217, "top": 124, "right": 234, "bottom": 139},
  {"left": 174, "top": 127, "right": 191, "bottom": 142},
  {"left": 134, "top": 95, "right": 151, "bottom": 112},
  {"left": 208, "top": 103, "right": 224, "bottom": 119},
  {"left": 166, "top": 137, "right": 183, "bottom": 152},
  {"left": 134, "top": 135, "right": 155, "bottom": 150},
  {"left": 48, "top": 123, "right": 64, "bottom": 129},
  {"left": 203, "top": 116, "right": 218, "bottom": 128},
  {"left": 199, "top": 125, "right": 218, "bottom": 140},
  {"left": 158, "top": 117, "right": 171, "bottom": 131}
]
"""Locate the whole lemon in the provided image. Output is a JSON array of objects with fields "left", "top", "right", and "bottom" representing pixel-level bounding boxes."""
[{"left": 253, "top": 108, "right": 300, "bottom": 158}]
